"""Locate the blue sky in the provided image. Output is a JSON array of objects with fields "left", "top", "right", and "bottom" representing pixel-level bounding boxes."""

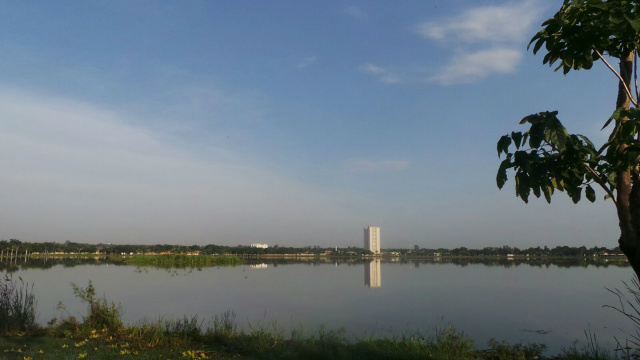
[{"left": 0, "top": 0, "right": 622, "bottom": 248}]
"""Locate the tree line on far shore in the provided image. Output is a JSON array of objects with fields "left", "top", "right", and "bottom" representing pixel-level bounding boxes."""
[{"left": 0, "top": 239, "right": 625, "bottom": 258}]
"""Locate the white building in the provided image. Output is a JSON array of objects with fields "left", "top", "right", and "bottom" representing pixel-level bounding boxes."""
[
  {"left": 364, "top": 225, "right": 381, "bottom": 254},
  {"left": 250, "top": 243, "right": 268, "bottom": 249}
]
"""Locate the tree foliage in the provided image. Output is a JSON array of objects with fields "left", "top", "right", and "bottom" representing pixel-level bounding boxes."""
[{"left": 497, "top": 0, "right": 640, "bottom": 277}]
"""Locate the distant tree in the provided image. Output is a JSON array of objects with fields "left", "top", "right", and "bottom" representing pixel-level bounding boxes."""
[{"left": 497, "top": 0, "right": 640, "bottom": 278}]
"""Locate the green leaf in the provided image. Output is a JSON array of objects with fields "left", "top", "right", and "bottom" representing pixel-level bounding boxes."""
[
  {"left": 529, "top": 123, "right": 545, "bottom": 148},
  {"left": 542, "top": 185, "right": 553, "bottom": 203},
  {"left": 625, "top": 15, "right": 640, "bottom": 32},
  {"left": 532, "top": 185, "right": 541, "bottom": 198},
  {"left": 497, "top": 135, "right": 512, "bottom": 156},
  {"left": 496, "top": 159, "right": 511, "bottom": 189},
  {"left": 620, "top": 120, "right": 638, "bottom": 140},
  {"left": 511, "top": 131, "right": 523, "bottom": 149},
  {"left": 585, "top": 185, "right": 596, "bottom": 202},
  {"left": 571, "top": 187, "right": 582, "bottom": 204},
  {"left": 516, "top": 172, "right": 531, "bottom": 203},
  {"left": 576, "top": 134, "right": 595, "bottom": 149},
  {"left": 601, "top": 116, "right": 614, "bottom": 131},
  {"left": 532, "top": 37, "right": 545, "bottom": 54},
  {"left": 586, "top": 1, "right": 606, "bottom": 10}
]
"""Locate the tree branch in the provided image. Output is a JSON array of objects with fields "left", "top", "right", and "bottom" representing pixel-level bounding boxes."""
[
  {"left": 585, "top": 164, "right": 617, "bottom": 206},
  {"left": 594, "top": 48, "right": 639, "bottom": 108},
  {"left": 635, "top": 51, "right": 639, "bottom": 102}
]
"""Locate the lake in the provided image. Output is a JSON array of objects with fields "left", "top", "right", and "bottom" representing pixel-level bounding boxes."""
[{"left": 1, "top": 257, "right": 635, "bottom": 355}]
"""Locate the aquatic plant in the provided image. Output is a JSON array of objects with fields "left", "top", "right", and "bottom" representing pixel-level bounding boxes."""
[{"left": 122, "top": 254, "right": 243, "bottom": 269}]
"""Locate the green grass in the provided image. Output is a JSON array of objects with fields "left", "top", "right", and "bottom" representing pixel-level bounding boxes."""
[
  {"left": 0, "top": 319, "right": 637, "bottom": 360},
  {"left": 0, "top": 324, "right": 622, "bottom": 360}
]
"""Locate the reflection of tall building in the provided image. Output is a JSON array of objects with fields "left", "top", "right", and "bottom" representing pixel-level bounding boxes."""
[
  {"left": 364, "top": 225, "right": 381, "bottom": 254},
  {"left": 365, "top": 259, "right": 381, "bottom": 288}
]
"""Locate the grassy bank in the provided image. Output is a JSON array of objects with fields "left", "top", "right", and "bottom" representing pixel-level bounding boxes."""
[
  {"left": 0, "top": 323, "right": 551, "bottom": 360},
  {"left": 0, "top": 278, "right": 637, "bottom": 360},
  {"left": 0, "top": 317, "right": 630, "bottom": 360}
]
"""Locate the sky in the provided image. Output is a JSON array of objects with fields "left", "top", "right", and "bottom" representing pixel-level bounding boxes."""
[{"left": 0, "top": 0, "right": 623, "bottom": 249}]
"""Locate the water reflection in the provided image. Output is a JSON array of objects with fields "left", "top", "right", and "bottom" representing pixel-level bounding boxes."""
[
  {"left": 1, "top": 256, "right": 633, "bottom": 355},
  {"left": 0, "top": 255, "right": 630, "bottom": 273},
  {"left": 0, "top": 255, "right": 117, "bottom": 273},
  {"left": 365, "top": 259, "right": 381, "bottom": 288}
]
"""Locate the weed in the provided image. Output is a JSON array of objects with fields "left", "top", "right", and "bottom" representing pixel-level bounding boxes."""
[
  {"left": 484, "top": 338, "right": 547, "bottom": 360},
  {"left": 164, "top": 315, "right": 203, "bottom": 340},
  {"left": 70, "top": 281, "right": 122, "bottom": 333},
  {"left": 0, "top": 275, "right": 37, "bottom": 334},
  {"left": 207, "top": 310, "right": 237, "bottom": 344},
  {"left": 605, "top": 276, "right": 640, "bottom": 359}
]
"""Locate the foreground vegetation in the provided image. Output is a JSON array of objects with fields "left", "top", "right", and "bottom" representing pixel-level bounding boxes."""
[{"left": 0, "top": 277, "right": 638, "bottom": 360}]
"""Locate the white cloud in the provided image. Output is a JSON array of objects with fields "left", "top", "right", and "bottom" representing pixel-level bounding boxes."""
[
  {"left": 381, "top": 75, "right": 400, "bottom": 84},
  {"left": 430, "top": 48, "right": 522, "bottom": 85},
  {"left": 416, "top": 0, "right": 545, "bottom": 44},
  {"left": 358, "top": 64, "right": 401, "bottom": 84},
  {"left": 297, "top": 56, "right": 318, "bottom": 68},
  {"left": 417, "top": 0, "right": 547, "bottom": 85},
  {"left": 343, "top": 6, "right": 367, "bottom": 20},
  {"left": 0, "top": 89, "right": 363, "bottom": 245},
  {"left": 358, "top": 63, "right": 386, "bottom": 75},
  {"left": 348, "top": 160, "right": 410, "bottom": 172}
]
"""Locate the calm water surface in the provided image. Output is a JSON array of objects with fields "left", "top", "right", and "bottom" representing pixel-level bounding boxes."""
[{"left": 2, "top": 258, "right": 634, "bottom": 355}]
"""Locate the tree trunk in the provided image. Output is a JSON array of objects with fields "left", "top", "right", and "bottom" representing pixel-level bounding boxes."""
[{"left": 615, "top": 51, "right": 640, "bottom": 277}]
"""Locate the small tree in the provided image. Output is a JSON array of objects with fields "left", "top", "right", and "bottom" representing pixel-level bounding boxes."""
[
  {"left": 71, "top": 281, "right": 122, "bottom": 333},
  {"left": 497, "top": 0, "right": 640, "bottom": 278}
]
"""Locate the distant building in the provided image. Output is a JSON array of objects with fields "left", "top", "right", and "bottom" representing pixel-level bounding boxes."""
[
  {"left": 364, "top": 225, "right": 381, "bottom": 254},
  {"left": 250, "top": 243, "right": 268, "bottom": 249},
  {"left": 414, "top": 245, "right": 419, "bottom": 251}
]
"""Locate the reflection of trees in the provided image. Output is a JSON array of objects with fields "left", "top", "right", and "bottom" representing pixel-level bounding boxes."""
[
  {"left": 244, "top": 258, "right": 371, "bottom": 266},
  {"left": 0, "top": 256, "right": 124, "bottom": 272},
  {"left": 403, "top": 258, "right": 629, "bottom": 269},
  {"left": 0, "top": 256, "right": 630, "bottom": 271},
  {"left": 227, "top": 257, "right": 630, "bottom": 269}
]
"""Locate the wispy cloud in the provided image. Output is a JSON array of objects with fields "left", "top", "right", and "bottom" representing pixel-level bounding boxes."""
[
  {"left": 358, "top": 63, "right": 385, "bottom": 75},
  {"left": 416, "top": 1, "right": 543, "bottom": 44},
  {"left": 0, "top": 88, "right": 361, "bottom": 245},
  {"left": 381, "top": 75, "right": 400, "bottom": 84},
  {"left": 358, "top": 63, "right": 401, "bottom": 84},
  {"left": 348, "top": 160, "right": 410, "bottom": 172},
  {"left": 343, "top": 6, "right": 367, "bottom": 20},
  {"left": 431, "top": 48, "right": 523, "bottom": 85},
  {"left": 297, "top": 56, "right": 318, "bottom": 68},
  {"left": 417, "top": 0, "right": 547, "bottom": 85}
]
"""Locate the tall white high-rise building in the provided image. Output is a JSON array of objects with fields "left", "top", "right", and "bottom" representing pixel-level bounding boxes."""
[{"left": 364, "top": 225, "right": 381, "bottom": 254}]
